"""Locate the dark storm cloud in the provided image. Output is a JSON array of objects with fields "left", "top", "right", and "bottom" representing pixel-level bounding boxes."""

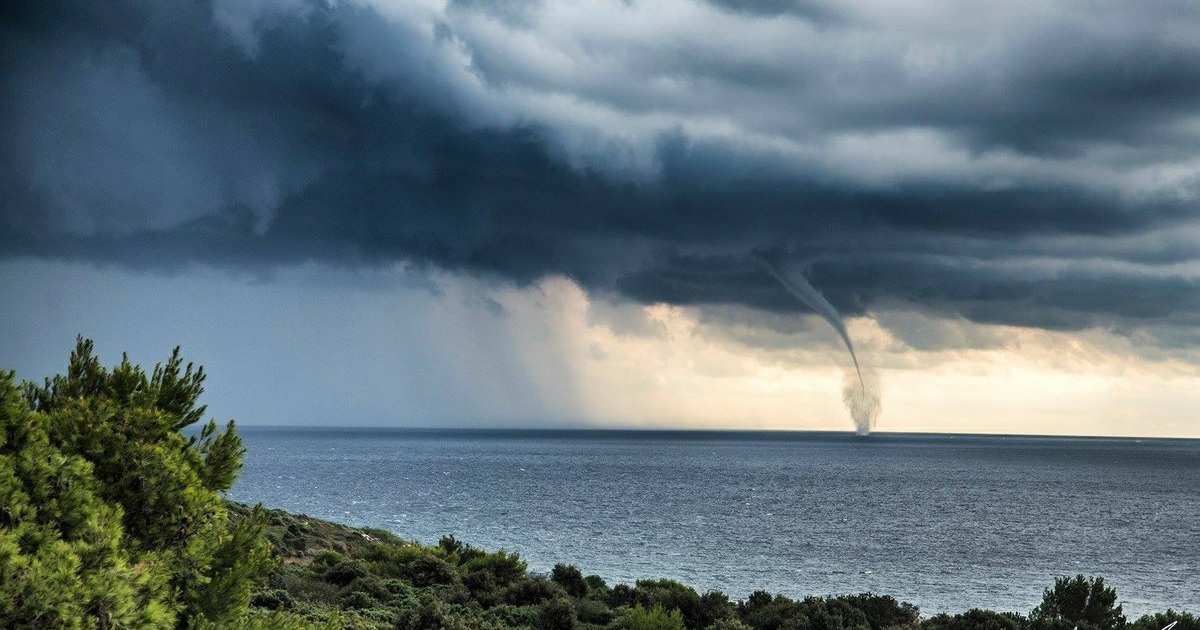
[
  {"left": 3, "top": 0, "right": 1200, "bottom": 342},
  {"left": 838, "top": 25, "right": 1200, "bottom": 155},
  {"left": 700, "top": 0, "right": 846, "bottom": 24}
]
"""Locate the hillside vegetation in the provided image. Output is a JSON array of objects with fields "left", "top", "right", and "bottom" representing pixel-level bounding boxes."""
[{"left": 2, "top": 340, "right": 1197, "bottom": 630}]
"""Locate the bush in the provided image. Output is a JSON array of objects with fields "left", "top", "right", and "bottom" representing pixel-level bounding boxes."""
[
  {"left": 537, "top": 598, "right": 579, "bottom": 630},
  {"left": 833, "top": 594, "right": 919, "bottom": 630},
  {"left": 504, "top": 575, "right": 568, "bottom": 606},
  {"left": 313, "top": 549, "right": 347, "bottom": 568},
  {"left": 584, "top": 574, "right": 610, "bottom": 594},
  {"left": 924, "top": 609, "right": 1025, "bottom": 630},
  {"left": 251, "top": 588, "right": 297, "bottom": 611},
  {"left": 462, "top": 549, "right": 528, "bottom": 588},
  {"left": 340, "top": 590, "right": 382, "bottom": 610},
  {"left": 553, "top": 564, "right": 589, "bottom": 598},
  {"left": 483, "top": 604, "right": 542, "bottom": 628},
  {"left": 618, "top": 603, "right": 685, "bottom": 630},
  {"left": 341, "top": 575, "right": 392, "bottom": 605},
  {"left": 463, "top": 566, "right": 502, "bottom": 607},
  {"left": 576, "top": 597, "right": 617, "bottom": 625},
  {"left": 403, "top": 555, "right": 460, "bottom": 587},
  {"left": 700, "top": 590, "right": 736, "bottom": 628},
  {"left": 626, "top": 579, "right": 711, "bottom": 628},
  {"left": 1130, "top": 611, "right": 1199, "bottom": 630},
  {"left": 325, "top": 560, "right": 370, "bottom": 586},
  {"left": 739, "top": 591, "right": 875, "bottom": 630},
  {"left": 711, "top": 618, "right": 754, "bottom": 630}
]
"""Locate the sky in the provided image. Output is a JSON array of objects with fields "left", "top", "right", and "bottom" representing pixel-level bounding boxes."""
[{"left": 2, "top": 0, "right": 1200, "bottom": 436}]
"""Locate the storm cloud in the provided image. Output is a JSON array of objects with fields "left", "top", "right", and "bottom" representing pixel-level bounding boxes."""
[{"left": 3, "top": 0, "right": 1200, "bottom": 344}]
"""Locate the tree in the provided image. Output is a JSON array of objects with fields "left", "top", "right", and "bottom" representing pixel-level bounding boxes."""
[
  {"left": 1030, "top": 575, "right": 1125, "bottom": 630},
  {"left": 552, "top": 563, "right": 589, "bottom": 598},
  {"left": 0, "top": 370, "right": 172, "bottom": 629},
  {"left": 1129, "top": 611, "right": 1199, "bottom": 630},
  {"left": 632, "top": 579, "right": 705, "bottom": 629},
  {"left": 1, "top": 338, "right": 276, "bottom": 628},
  {"left": 832, "top": 594, "right": 919, "bottom": 630},
  {"left": 924, "top": 609, "right": 1026, "bottom": 630}
]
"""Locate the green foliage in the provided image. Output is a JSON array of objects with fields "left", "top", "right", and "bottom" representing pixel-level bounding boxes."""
[
  {"left": 554, "top": 563, "right": 590, "bottom": 598},
  {"left": 325, "top": 560, "right": 371, "bottom": 587},
  {"left": 6, "top": 339, "right": 1195, "bottom": 630},
  {"left": 797, "top": 597, "right": 872, "bottom": 630},
  {"left": 585, "top": 574, "right": 611, "bottom": 594},
  {"left": 538, "top": 598, "right": 580, "bottom": 630},
  {"left": 236, "top": 499, "right": 1196, "bottom": 630},
  {"left": 483, "top": 604, "right": 541, "bottom": 628},
  {"left": 250, "top": 588, "right": 297, "bottom": 611},
  {"left": 503, "top": 575, "right": 568, "bottom": 606},
  {"left": 462, "top": 547, "right": 529, "bottom": 587},
  {"left": 575, "top": 597, "right": 617, "bottom": 625},
  {"left": 1, "top": 339, "right": 274, "bottom": 629},
  {"left": 700, "top": 591, "right": 738, "bottom": 628},
  {"left": 1130, "top": 611, "right": 1200, "bottom": 630},
  {"left": 194, "top": 609, "right": 342, "bottom": 630},
  {"left": 405, "top": 554, "right": 461, "bottom": 587},
  {"left": 632, "top": 579, "right": 707, "bottom": 629},
  {"left": 829, "top": 594, "right": 919, "bottom": 630},
  {"left": 0, "top": 370, "right": 173, "bottom": 629},
  {"left": 924, "top": 609, "right": 1025, "bottom": 630},
  {"left": 1030, "top": 575, "right": 1125, "bottom": 630},
  {"left": 710, "top": 618, "right": 754, "bottom": 630},
  {"left": 740, "top": 591, "right": 874, "bottom": 630},
  {"left": 618, "top": 604, "right": 686, "bottom": 630}
]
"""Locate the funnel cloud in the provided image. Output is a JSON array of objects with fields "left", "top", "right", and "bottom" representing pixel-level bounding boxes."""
[{"left": 756, "top": 253, "right": 879, "bottom": 433}]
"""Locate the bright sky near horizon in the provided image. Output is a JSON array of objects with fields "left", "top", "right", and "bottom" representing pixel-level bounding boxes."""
[{"left": 3, "top": 0, "right": 1200, "bottom": 437}]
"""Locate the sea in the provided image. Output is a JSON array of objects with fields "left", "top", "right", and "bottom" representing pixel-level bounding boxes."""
[{"left": 228, "top": 428, "right": 1200, "bottom": 617}]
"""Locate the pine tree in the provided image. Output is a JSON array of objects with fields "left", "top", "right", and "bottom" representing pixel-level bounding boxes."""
[
  {"left": 0, "top": 368, "right": 172, "bottom": 629},
  {"left": 2, "top": 338, "right": 276, "bottom": 628},
  {"left": 1030, "top": 575, "right": 1125, "bottom": 630}
]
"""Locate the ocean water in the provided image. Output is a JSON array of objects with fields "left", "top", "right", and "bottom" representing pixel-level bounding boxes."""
[{"left": 229, "top": 429, "right": 1200, "bottom": 617}]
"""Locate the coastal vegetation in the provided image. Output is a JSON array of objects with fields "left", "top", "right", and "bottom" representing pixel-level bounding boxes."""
[{"left": 2, "top": 340, "right": 1197, "bottom": 630}]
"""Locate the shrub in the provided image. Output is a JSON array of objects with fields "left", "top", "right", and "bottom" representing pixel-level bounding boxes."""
[
  {"left": 576, "top": 597, "right": 617, "bottom": 625},
  {"left": 251, "top": 588, "right": 297, "bottom": 611},
  {"left": 403, "top": 555, "right": 460, "bottom": 587},
  {"left": 325, "top": 560, "right": 370, "bottom": 586},
  {"left": 618, "top": 603, "right": 685, "bottom": 630},
  {"left": 1129, "top": 611, "right": 1199, "bottom": 630},
  {"left": 537, "top": 598, "right": 580, "bottom": 630},
  {"left": 553, "top": 564, "right": 589, "bottom": 598},
  {"left": 484, "top": 604, "right": 542, "bottom": 628},
  {"left": 634, "top": 579, "right": 704, "bottom": 629},
  {"left": 504, "top": 575, "right": 568, "bottom": 606},
  {"left": 833, "top": 594, "right": 920, "bottom": 630},
  {"left": 924, "top": 609, "right": 1025, "bottom": 630}
]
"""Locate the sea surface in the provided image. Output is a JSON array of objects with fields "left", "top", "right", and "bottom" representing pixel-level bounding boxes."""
[{"left": 229, "top": 429, "right": 1200, "bottom": 616}]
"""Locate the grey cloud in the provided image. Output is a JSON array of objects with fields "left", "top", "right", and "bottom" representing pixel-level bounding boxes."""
[
  {"left": 3, "top": 0, "right": 1200, "bottom": 349},
  {"left": 872, "top": 311, "right": 1013, "bottom": 353},
  {"left": 446, "top": 0, "right": 544, "bottom": 28},
  {"left": 587, "top": 297, "right": 669, "bottom": 338},
  {"left": 702, "top": 0, "right": 845, "bottom": 22},
  {"left": 849, "top": 25, "right": 1200, "bottom": 155}
]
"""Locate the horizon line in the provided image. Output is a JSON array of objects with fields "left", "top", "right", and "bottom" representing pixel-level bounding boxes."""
[{"left": 230, "top": 424, "right": 1200, "bottom": 442}]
